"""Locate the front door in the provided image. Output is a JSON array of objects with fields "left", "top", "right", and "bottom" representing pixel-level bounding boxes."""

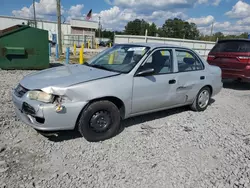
[{"left": 131, "top": 48, "right": 178, "bottom": 114}]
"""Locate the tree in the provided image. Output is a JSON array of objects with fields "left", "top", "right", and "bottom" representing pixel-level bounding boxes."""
[
  {"left": 95, "top": 30, "right": 115, "bottom": 40},
  {"left": 124, "top": 19, "right": 151, "bottom": 35},
  {"left": 100, "top": 18, "right": 249, "bottom": 42},
  {"left": 239, "top": 32, "right": 249, "bottom": 38},
  {"left": 159, "top": 18, "right": 199, "bottom": 40},
  {"left": 199, "top": 32, "right": 249, "bottom": 41},
  {"left": 148, "top": 23, "right": 157, "bottom": 36}
]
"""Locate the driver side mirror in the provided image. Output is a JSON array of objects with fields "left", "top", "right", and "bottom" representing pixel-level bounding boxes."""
[{"left": 136, "top": 68, "right": 155, "bottom": 76}]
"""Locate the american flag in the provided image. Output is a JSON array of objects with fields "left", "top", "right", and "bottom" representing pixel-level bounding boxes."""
[{"left": 86, "top": 9, "right": 92, "bottom": 20}]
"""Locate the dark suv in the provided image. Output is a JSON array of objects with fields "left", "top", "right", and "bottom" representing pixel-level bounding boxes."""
[{"left": 207, "top": 39, "right": 250, "bottom": 82}]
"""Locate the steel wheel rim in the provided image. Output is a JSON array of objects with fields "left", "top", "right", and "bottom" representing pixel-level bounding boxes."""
[
  {"left": 89, "top": 110, "right": 111, "bottom": 133},
  {"left": 198, "top": 90, "right": 210, "bottom": 108}
]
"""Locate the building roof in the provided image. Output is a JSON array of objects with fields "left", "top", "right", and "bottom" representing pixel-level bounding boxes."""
[
  {"left": 0, "top": 15, "right": 70, "bottom": 25},
  {"left": 71, "top": 18, "right": 98, "bottom": 23},
  {"left": 0, "top": 15, "right": 98, "bottom": 25}
]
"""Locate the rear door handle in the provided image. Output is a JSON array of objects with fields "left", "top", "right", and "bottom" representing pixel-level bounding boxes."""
[
  {"left": 169, "top": 79, "right": 176, "bottom": 84},
  {"left": 200, "top": 76, "right": 205, "bottom": 80}
]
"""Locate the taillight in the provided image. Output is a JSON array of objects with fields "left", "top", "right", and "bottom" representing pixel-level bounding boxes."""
[
  {"left": 207, "top": 55, "right": 215, "bottom": 61},
  {"left": 237, "top": 56, "right": 250, "bottom": 64}
]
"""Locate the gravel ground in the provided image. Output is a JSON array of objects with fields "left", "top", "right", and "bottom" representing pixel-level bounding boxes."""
[{"left": 1, "top": 68, "right": 250, "bottom": 188}]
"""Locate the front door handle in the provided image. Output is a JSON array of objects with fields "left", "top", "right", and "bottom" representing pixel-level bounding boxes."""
[
  {"left": 169, "top": 79, "right": 176, "bottom": 84},
  {"left": 200, "top": 76, "right": 205, "bottom": 80}
]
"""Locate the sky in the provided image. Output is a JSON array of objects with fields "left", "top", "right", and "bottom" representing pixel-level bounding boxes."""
[{"left": 1, "top": 0, "right": 250, "bottom": 35}]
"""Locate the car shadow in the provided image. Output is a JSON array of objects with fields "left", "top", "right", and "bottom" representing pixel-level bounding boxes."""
[
  {"left": 39, "top": 99, "right": 215, "bottom": 142},
  {"left": 120, "top": 106, "right": 189, "bottom": 129},
  {"left": 119, "top": 98, "right": 215, "bottom": 131},
  {"left": 38, "top": 130, "right": 82, "bottom": 142},
  {"left": 223, "top": 80, "right": 250, "bottom": 90}
]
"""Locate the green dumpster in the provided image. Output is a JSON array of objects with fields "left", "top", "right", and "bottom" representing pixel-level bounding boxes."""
[{"left": 0, "top": 25, "right": 49, "bottom": 70}]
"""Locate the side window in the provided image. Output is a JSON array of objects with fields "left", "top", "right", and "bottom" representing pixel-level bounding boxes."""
[
  {"left": 141, "top": 49, "right": 173, "bottom": 75},
  {"left": 176, "top": 50, "right": 204, "bottom": 72}
]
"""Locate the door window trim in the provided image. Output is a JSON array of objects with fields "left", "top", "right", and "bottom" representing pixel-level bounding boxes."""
[
  {"left": 175, "top": 48, "right": 205, "bottom": 73},
  {"left": 134, "top": 47, "right": 174, "bottom": 76}
]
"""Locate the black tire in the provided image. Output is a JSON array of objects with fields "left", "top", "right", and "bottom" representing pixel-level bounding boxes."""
[
  {"left": 77, "top": 100, "right": 121, "bottom": 142},
  {"left": 190, "top": 86, "right": 211, "bottom": 112}
]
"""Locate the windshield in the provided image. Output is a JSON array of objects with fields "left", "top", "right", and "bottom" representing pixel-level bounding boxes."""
[{"left": 86, "top": 44, "right": 150, "bottom": 73}]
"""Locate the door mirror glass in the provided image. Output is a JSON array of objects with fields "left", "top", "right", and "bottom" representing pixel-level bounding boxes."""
[{"left": 136, "top": 68, "right": 155, "bottom": 76}]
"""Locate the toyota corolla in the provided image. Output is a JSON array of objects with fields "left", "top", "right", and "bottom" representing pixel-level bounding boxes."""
[{"left": 11, "top": 43, "right": 223, "bottom": 142}]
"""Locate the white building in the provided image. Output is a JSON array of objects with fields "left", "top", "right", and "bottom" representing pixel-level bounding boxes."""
[{"left": 0, "top": 15, "right": 99, "bottom": 47}]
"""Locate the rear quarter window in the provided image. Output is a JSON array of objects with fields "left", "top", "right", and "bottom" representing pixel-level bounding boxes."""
[{"left": 211, "top": 41, "right": 250, "bottom": 53}]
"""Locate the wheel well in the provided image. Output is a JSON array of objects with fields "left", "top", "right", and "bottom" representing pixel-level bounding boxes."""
[
  {"left": 82, "top": 96, "right": 125, "bottom": 118},
  {"left": 74, "top": 96, "right": 125, "bottom": 130},
  {"left": 204, "top": 85, "right": 213, "bottom": 95},
  {"left": 90, "top": 97, "right": 125, "bottom": 118}
]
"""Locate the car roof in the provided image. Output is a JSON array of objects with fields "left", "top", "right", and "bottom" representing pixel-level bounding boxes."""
[{"left": 115, "top": 42, "right": 193, "bottom": 50}]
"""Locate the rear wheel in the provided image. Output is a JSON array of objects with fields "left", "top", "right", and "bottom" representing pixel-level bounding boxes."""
[
  {"left": 77, "top": 100, "right": 121, "bottom": 142},
  {"left": 190, "top": 86, "right": 211, "bottom": 112}
]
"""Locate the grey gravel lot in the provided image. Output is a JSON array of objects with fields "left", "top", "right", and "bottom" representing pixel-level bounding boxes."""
[{"left": 1, "top": 68, "right": 250, "bottom": 188}]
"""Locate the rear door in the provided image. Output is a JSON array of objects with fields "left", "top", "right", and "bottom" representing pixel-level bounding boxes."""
[
  {"left": 174, "top": 49, "right": 207, "bottom": 104},
  {"left": 208, "top": 40, "right": 250, "bottom": 74}
]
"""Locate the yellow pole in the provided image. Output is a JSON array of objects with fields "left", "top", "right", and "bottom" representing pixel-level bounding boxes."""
[
  {"left": 142, "top": 49, "right": 145, "bottom": 55},
  {"left": 109, "top": 43, "right": 111, "bottom": 48},
  {"left": 73, "top": 43, "right": 76, "bottom": 56},
  {"left": 108, "top": 53, "right": 115, "bottom": 64},
  {"left": 186, "top": 52, "right": 192, "bottom": 57},
  {"left": 79, "top": 47, "right": 83, "bottom": 64},
  {"left": 83, "top": 45, "right": 84, "bottom": 63},
  {"left": 96, "top": 43, "right": 98, "bottom": 49}
]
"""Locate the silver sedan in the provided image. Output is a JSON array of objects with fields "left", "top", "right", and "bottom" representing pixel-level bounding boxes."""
[{"left": 11, "top": 43, "right": 223, "bottom": 142}]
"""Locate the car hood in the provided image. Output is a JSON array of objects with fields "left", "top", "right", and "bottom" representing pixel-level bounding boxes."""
[{"left": 20, "top": 64, "right": 120, "bottom": 90}]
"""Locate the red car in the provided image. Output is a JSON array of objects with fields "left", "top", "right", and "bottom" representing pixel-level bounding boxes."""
[{"left": 207, "top": 39, "right": 250, "bottom": 82}]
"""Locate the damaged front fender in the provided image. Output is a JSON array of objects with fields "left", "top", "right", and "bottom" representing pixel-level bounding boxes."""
[{"left": 41, "top": 86, "right": 87, "bottom": 103}]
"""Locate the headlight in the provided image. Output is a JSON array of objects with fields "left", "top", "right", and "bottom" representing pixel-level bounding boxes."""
[{"left": 27, "top": 90, "right": 54, "bottom": 103}]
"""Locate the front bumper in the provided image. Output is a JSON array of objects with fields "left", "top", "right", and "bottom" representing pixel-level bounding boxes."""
[{"left": 11, "top": 89, "right": 88, "bottom": 131}]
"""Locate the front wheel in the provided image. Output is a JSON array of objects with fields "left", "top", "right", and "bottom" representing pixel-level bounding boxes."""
[
  {"left": 77, "top": 100, "right": 121, "bottom": 142},
  {"left": 190, "top": 86, "right": 211, "bottom": 112}
]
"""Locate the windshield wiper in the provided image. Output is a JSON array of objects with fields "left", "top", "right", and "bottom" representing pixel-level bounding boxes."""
[
  {"left": 83, "top": 63, "right": 122, "bottom": 73},
  {"left": 83, "top": 61, "right": 90, "bottom": 66},
  {"left": 89, "top": 64, "right": 113, "bottom": 71}
]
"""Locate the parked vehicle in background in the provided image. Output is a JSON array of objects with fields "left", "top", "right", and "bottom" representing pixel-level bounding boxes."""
[
  {"left": 207, "top": 39, "right": 250, "bottom": 82},
  {"left": 99, "top": 40, "right": 113, "bottom": 47},
  {"left": 12, "top": 43, "right": 222, "bottom": 142},
  {"left": 99, "top": 41, "right": 106, "bottom": 47}
]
